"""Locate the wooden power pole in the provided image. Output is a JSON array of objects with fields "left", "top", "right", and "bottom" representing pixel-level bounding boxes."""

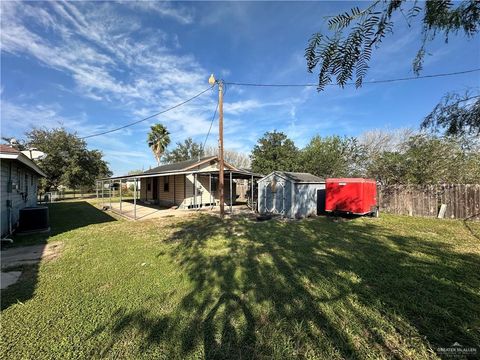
[{"left": 218, "top": 80, "right": 225, "bottom": 218}]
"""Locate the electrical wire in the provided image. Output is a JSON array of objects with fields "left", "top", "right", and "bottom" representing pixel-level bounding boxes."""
[
  {"left": 81, "top": 85, "right": 214, "bottom": 139},
  {"left": 224, "top": 68, "right": 480, "bottom": 87},
  {"left": 80, "top": 68, "right": 479, "bottom": 140},
  {"left": 201, "top": 92, "right": 220, "bottom": 154}
]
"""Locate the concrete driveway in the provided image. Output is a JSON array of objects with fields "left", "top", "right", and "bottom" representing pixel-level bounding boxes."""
[{"left": 1, "top": 241, "right": 63, "bottom": 289}]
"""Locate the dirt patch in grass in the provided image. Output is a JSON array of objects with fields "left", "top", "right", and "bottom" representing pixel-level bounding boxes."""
[{"left": 41, "top": 241, "right": 64, "bottom": 263}]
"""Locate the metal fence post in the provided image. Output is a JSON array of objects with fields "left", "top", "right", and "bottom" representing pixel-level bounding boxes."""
[
  {"left": 134, "top": 178, "right": 137, "bottom": 220},
  {"left": 230, "top": 172, "right": 233, "bottom": 214},
  {"left": 251, "top": 175, "right": 254, "bottom": 212},
  {"left": 119, "top": 179, "right": 122, "bottom": 213},
  {"left": 209, "top": 174, "right": 212, "bottom": 207},
  {"left": 194, "top": 173, "right": 197, "bottom": 209}
]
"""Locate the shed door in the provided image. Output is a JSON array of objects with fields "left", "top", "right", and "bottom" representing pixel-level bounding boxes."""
[
  {"left": 264, "top": 180, "right": 285, "bottom": 215},
  {"left": 317, "top": 189, "right": 326, "bottom": 214}
]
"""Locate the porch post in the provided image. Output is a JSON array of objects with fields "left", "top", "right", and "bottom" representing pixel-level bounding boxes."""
[
  {"left": 251, "top": 175, "right": 254, "bottom": 212},
  {"left": 109, "top": 180, "right": 112, "bottom": 209},
  {"left": 230, "top": 172, "right": 233, "bottom": 214},
  {"left": 209, "top": 174, "right": 212, "bottom": 207},
  {"left": 134, "top": 177, "right": 137, "bottom": 220},
  {"left": 101, "top": 180, "right": 104, "bottom": 208},
  {"left": 119, "top": 179, "right": 122, "bottom": 213},
  {"left": 194, "top": 173, "right": 197, "bottom": 209}
]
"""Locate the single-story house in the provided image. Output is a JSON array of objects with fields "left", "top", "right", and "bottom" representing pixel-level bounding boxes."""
[
  {"left": 99, "top": 156, "right": 262, "bottom": 216},
  {"left": 258, "top": 171, "right": 325, "bottom": 218},
  {"left": 1, "top": 144, "right": 46, "bottom": 237}
]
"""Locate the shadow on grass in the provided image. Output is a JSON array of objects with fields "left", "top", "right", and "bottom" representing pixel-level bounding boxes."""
[
  {"left": 463, "top": 212, "right": 480, "bottom": 241},
  {"left": 1, "top": 201, "right": 116, "bottom": 311},
  {"left": 95, "top": 214, "right": 480, "bottom": 358}
]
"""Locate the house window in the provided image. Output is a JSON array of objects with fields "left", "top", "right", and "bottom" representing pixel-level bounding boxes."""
[
  {"left": 147, "top": 180, "right": 151, "bottom": 192},
  {"left": 164, "top": 176, "right": 169, "bottom": 192}
]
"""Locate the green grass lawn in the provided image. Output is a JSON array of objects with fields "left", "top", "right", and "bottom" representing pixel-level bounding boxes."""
[{"left": 1, "top": 201, "right": 479, "bottom": 359}]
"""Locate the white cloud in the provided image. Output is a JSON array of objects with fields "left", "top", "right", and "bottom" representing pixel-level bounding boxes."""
[
  {"left": 224, "top": 99, "right": 294, "bottom": 115},
  {"left": 0, "top": 100, "right": 108, "bottom": 137},
  {"left": 0, "top": 1, "right": 215, "bottom": 145},
  {"left": 121, "top": 1, "right": 194, "bottom": 25},
  {"left": 1, "top": 2, "right": 206, "bottom": 100}
]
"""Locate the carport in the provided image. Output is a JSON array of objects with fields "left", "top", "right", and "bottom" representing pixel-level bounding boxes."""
[{"left": 96, "top": 168, "right": 263, "bottom": 220}]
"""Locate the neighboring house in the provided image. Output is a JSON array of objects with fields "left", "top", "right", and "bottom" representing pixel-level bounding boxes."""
[
  {"left": 258, "top": 171, "right": 325, "bottom": 218},
  {"left": 102, "top": 156, "right": 262, "bottom": 210},
  {"left": 1, "top": 145, "right": 46, "bottom": 237}
]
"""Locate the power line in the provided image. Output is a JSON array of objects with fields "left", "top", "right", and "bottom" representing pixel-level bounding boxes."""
[
  {"left": 81, "top": 85, "right": 214, "bottom": 139},
  {"left": 224, "top": 68, "right": 480, "bottom": 87},
  {"left": 201, "top": 94, "right": 220, "bottom": 154}
]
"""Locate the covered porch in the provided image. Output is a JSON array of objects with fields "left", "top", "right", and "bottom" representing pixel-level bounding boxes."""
[{"left": 96, "top": 169, "right": 262, "bottom": 220}]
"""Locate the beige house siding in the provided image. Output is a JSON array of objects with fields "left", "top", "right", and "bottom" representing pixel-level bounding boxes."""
[
  {"left": 140, "top": 178, "right": 154, "bottom": 200},
  {"left": 158, "top": 175, "right": 175, "bottom": 205},
  {"left": 174, "top": 175, "right": 184, "bottom": 205},
  {"left": 140, "top": 178, "right": 146, "bottom": 199}
]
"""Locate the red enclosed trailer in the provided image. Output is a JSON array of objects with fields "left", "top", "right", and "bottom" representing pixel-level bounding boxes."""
[{"left": 325, "top": 178, "right": 378, "bottom": 217}]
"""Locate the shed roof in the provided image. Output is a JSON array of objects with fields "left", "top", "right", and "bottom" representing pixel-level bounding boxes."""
[{"left": 260, "top": 171, "right": 325, "bottom": 184}]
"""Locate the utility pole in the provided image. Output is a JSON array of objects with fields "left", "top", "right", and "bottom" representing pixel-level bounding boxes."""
[
  {"left": 209, "top": 74, "right": 225, "bottom": 218},
  {"left": 218, "top": 80, "right": 225, "bottom": 218}
]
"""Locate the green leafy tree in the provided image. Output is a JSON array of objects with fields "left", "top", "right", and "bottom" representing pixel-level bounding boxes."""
[
  {"left": 251, "top": 131, "right": 300, "bottom": 174},
  {"left": 147, "top": 124, "right": 170, "bottom": 165},
  {"left": 366, "top": 133, "right": 480, "bottom": 185},
  {"left": 366, "top": 151, "right": 408, "bottom": 185},
  {"left": 162, "top": 137, "right": 203, "bottom": 163},
  {"left": 301, "top": 135, "right": 366, "bottom": 178},
  {"left": 25, "top": 128, "right": 112, "bottom": 191},
  {"left": 127, "top": 169, "right": 143, "bottom": 175},
  {"left": 422, "top": 92, "right": 480, "bottom": 136},
  {"left": 305, "top": 1, "right": 480, "bottom": 90}
]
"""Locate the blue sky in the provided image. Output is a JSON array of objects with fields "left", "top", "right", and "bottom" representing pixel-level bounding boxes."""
[{"left": 1, "top": 1, "right": 479, "bottom": 175}]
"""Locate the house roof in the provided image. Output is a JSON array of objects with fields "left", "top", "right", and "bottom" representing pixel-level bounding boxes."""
[
  {"left": 261, "top": 171, "right": 325, "bottom": 183},
  {"left": 0, "top": 145, "right": 47, "bottom": 177},
  {"left": 102, "top": 156, "right": 263, "bottom": 180},
  {"left": 142, "top": 156, "right": 221, "bottom": 174},
  {"left": 0, "top": 144, "right": 20, "bottom": 154}
]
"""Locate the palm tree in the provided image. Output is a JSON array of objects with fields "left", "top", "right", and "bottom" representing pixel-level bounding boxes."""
[{"left": 147, "top": 124, "right": 170, "bottom": 165}]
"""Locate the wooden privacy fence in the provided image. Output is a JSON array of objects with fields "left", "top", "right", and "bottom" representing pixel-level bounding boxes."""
[{"left": 378, "top": 184, "right": 480, "bottom": 220}]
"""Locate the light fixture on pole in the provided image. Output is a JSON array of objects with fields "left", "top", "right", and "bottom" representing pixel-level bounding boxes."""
[{"left": 208, "top": 74, "right": 216, "bottom": 85}]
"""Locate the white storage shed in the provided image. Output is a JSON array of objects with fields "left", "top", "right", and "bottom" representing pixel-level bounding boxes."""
[{"left": 257, "top": 172, "right": 325, "bottom": 219}]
